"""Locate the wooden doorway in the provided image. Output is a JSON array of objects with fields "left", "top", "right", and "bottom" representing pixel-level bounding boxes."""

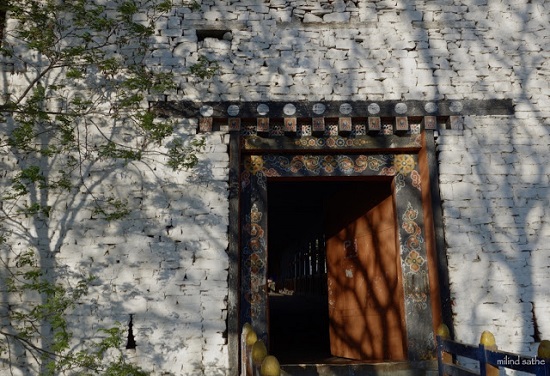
[{"left": 240, "top": 152, "right": 439, "bottom": 363}]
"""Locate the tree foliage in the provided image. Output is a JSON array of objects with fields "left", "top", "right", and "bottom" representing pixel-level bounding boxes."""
[
  {"left": 0, "top": 0, "right": 213, "bottom": 374},
  {"left": 1, "top": 250, "right": 148, "bottom": 375},
  {"left": 0, "top": 0, "right": 208, "bottom": 218}
]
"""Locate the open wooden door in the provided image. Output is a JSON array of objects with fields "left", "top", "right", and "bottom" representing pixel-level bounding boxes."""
[{"left": 325, "top": 182, "right": 407, "bottom": 361}]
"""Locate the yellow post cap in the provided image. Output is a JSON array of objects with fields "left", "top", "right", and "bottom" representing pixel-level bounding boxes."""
[
  {"left": 480, "top": 331, "right": 496, "bottom": 347},
  {"left": 246, "top": 329, "right": 258, "bottom": 346},
  {"left": 251, "top": 340, "right": 268, "bottom": 365},
  {"left": 538, "top": 340, "right": 550, "bottom": 359},
  {"left": 260, "top": 355, "right": 281, "bottom": 376},
  {"left": 437, "top": 324, "right": 450, "bottom": 339}
]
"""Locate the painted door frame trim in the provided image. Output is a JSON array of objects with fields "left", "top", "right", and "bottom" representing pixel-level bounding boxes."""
[{"left": 239, "top": 149, "right": 436, "bottom": 360}]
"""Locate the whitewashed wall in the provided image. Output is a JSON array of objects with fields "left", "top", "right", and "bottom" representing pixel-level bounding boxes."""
[
  {"left": 1, "top": 0, "right": 549, "bottom": 374},
  {"left": 439, "top": 114, "right": 550, "bottom": 354}
]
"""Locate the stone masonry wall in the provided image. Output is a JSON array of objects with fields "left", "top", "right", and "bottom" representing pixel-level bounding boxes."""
[
  {"left": 1, "top": 0, "right": 549, "bottom": 374},
  {"left": 0, "top": 116, "right": 231, "bottom": 375},
  {"left": 439, "top": 115, "right": 550, "bottom": 355}
]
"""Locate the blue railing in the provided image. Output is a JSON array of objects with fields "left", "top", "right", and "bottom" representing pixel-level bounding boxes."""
[{"left": 436, "top": 325, "right": 550, "bottom": 376}]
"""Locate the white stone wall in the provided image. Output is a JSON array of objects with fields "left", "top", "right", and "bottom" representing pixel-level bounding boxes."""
[
  {"left": 439, "top": 115, "right": 550, "bottom": 354},
  {"left": 70, "top": 129, "right": 231, "bottom": 375},
  {"left": 0, "top": 118, "right": 230, "bottom": 375},
  {"left": 161, "top": 0, "right": 550, "bottom": 103},
  {"left": 1, "top": 0, "right": 550, "bottom": 374}
]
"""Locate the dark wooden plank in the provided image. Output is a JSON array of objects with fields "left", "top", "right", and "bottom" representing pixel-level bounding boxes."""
[
  {"left": 227, "top": 133, "right": 241, "bottom": 376},
  {"left": 439, "top": 339, "right": 481, "bottom": 360},
  {"left": 153, "top": 99, "right": 515, "bottom": 118},
  {"left": 440, "top": 363, "right": 480, "bottom": 376}
]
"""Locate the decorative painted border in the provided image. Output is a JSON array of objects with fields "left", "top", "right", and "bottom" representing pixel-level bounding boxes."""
[{"left": 243, "top": 133, "right": 423, "bottom": 151}]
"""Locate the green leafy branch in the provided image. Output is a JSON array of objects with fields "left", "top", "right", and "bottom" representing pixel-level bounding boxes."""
[
  {"left": 0, "top": 1, "right": 217, "bottom": 372},
  {"left": 189, "top": 56, "right": 219, "bottom": 79}
]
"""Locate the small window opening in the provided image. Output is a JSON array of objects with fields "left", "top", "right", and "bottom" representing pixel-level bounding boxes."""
[
  {"left": 126, "top": 314, "right": 137, "bottom": 349},
  {"left": 196, "top": 29, "right": 230, "bottom": 41}
]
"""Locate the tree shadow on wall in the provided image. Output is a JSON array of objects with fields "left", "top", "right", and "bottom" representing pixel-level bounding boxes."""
[
  {"left": 406, "top": 0, "right": 549, "bottom": 359},
  {"left": 0, "top": 2, "right": 229, "bottom": 375},
  {"left": 0, "top": 135, "right": 228, "bottom": 375}
]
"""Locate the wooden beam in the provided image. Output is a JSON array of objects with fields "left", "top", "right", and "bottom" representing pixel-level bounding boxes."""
[
  {"left": 229, "top": 118, "right": 241, "bottom": 132},
  {"left": 284, "top": 117, "right": 297, "bottom": 133},
  {"left": 227, "top": 132, "right": 241, "bottom": 375},
  {"left": 368, "top": 117, "right": 381, "bottom": 133},
  {"left": 423, "top": 116, "right": 437, "bottom": 130},
  {"left": 154, "top": 99, "right": 514, "bottom": 118},
  {"left": 199, "top": 117, "right": 213, "bottom": 132},
  {"left": 257, "top": 118, "right": 269, "bottom": 133}
]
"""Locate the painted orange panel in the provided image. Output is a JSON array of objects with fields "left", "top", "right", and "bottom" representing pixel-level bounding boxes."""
[{"left": 325, "top": 185, "right": 406, "bottom": 361}]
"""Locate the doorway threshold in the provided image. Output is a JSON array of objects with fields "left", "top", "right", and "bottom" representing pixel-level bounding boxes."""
[{"left": 280, "top": 360, "right": 438, "bottom": 376}]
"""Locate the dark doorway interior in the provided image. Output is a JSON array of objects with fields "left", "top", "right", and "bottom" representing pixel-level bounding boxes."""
[{"left": 267, "top": 179, "right": 395, "bottom": 364}]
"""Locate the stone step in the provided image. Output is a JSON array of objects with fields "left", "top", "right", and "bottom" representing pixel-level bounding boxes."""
[{"left": 281, "top": 360, "right": 439, "bottom": 376}]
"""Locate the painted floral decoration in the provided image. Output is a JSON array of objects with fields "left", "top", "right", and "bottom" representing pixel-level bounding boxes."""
[
  {"left": 394, "top": 154, "right": 415, "bottom": 175},
  {"left": 247, "top": 253, "right": 265, "bottom": 274},
  {"left": 245, "top": 155, "right": 264, "bottom": 174},
  {"left": 411, "top": 170, "right": 422, "bottom": 191},
  {"left": 339, "top": 156, "right": 354, "bottom": 173},
  {"left": 405, "top": 250, "right": 425, "bottom": 272},
  {"left": 250, "top": 204, "right": 262, "bottom": 223},
  {"left": 304, "top": 156, "right": 320, "bottom": 172},
  {"left": 321, "top": 155, "right": 338, "bottom": 173}
]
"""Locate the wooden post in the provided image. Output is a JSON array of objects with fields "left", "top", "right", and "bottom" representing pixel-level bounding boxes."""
[
  {"left": 241, "top": 324, "right": 251, "bottom": 375},
  {"left": 538, "top": 340, "right": 550, "bottom": 376},
  {"left": 437, "top": 323, "right": 453, "bottom": 365},
  {"left": 480, "top": 330, "right": 498, "bottom": 376}
]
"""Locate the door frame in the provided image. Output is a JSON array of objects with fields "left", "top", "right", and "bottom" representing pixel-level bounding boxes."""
[{"left": 239, "top": 146, "right": 438, "bottom": 361}]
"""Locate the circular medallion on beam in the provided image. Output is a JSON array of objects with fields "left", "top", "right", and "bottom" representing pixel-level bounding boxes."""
[{"left": 257, "top": 104, "right": 269, "bottom": 116}]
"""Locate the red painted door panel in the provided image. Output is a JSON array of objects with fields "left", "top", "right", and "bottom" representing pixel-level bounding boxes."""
[{"left": 325, "top": 183, "right": 407, "bottom": 361}]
